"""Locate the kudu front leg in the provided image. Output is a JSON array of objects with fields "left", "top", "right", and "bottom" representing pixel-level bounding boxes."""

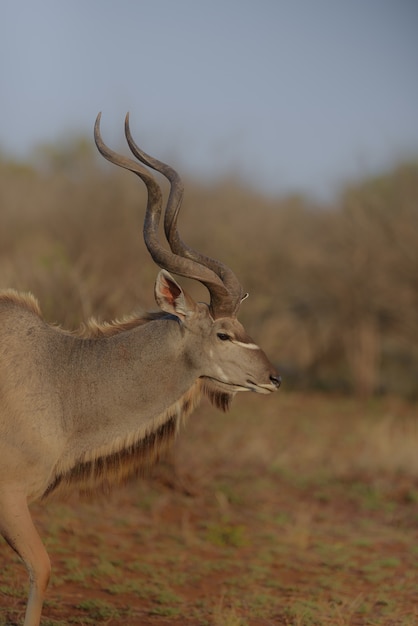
[{"left": 0, "top": 491, "right": 50, "bottom": 626}]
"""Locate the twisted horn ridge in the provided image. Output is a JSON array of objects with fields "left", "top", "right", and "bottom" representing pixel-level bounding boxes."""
[
  {"left": 94, "top": 113, "right": 244, "bottom": 318},
  {"left": 124, "top": 114, "right": 244, "bottom": 313}
]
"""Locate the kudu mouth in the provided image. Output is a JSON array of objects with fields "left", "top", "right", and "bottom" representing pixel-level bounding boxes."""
[
  {"left": 246, "top": 375, "right": 282, "bottom": 393},
  {"left": 204, "top": 374, "right": 281, "bottom": 394}
]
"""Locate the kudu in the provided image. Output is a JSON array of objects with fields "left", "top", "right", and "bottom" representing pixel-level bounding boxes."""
[{"left": 0, "top": 113, "right": 280, "bottom": 626}]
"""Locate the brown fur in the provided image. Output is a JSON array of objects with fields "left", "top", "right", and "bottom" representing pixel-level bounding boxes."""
[
  {"left": 42, "top": 378, "right": 231, "bottom": 500},
  {"left": 202, "top": 380, "right": 233, "bottom": 412},
  {"left": 43, "top": 414, "right": 178, "bottom": 499},
  {"left": 0, "top": 289, "right": 42, "bottom": 317},
  {"left": 0, "top": 288, "right": 168, "bottom": 339},
  {"left": 77, "top": 311, "right": 169, "bottom": 338}
]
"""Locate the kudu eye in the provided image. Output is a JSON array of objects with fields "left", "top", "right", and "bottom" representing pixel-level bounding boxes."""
[{"left": 217, "top": 332, "right": 231, "bottom": 341}]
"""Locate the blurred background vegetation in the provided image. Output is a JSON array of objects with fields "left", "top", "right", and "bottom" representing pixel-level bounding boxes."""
[{"left": 1, "top": 139, "right": 417, "bottom": 400}]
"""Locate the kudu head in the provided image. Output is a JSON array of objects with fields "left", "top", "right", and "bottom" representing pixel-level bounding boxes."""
[{"left": 94, "top": 114, "right": 281, "bottom": 403}]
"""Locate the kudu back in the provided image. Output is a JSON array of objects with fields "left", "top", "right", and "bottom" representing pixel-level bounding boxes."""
[{"left": 0, "top": 113, "right": 280, "bottom": 626}]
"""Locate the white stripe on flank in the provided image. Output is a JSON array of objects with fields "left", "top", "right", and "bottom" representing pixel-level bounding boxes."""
[{"left": 231, "top": 340, "right": 260, "bottom": 350}]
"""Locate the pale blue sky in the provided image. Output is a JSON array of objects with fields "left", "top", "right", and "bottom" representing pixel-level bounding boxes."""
[{"left": 1, "top": 1, "right": 417, "bottom": 199}]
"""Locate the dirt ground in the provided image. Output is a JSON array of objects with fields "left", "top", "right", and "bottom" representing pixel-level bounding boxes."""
[{"left": 1, "top": 392, "right": 417, "bottom": 626}]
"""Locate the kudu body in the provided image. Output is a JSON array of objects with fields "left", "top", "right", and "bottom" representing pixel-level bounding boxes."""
[{"left": 0, "top": 114, "right": 280, "bottom": 626}]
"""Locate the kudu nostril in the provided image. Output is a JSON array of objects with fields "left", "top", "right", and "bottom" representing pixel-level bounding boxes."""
[{"left": 270, "top": 374, "right": 281, "bottom": 389}]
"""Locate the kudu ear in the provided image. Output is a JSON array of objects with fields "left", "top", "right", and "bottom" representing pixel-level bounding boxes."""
[{"left": 154, "top": 270, "right": 196, "bottom": 320}]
